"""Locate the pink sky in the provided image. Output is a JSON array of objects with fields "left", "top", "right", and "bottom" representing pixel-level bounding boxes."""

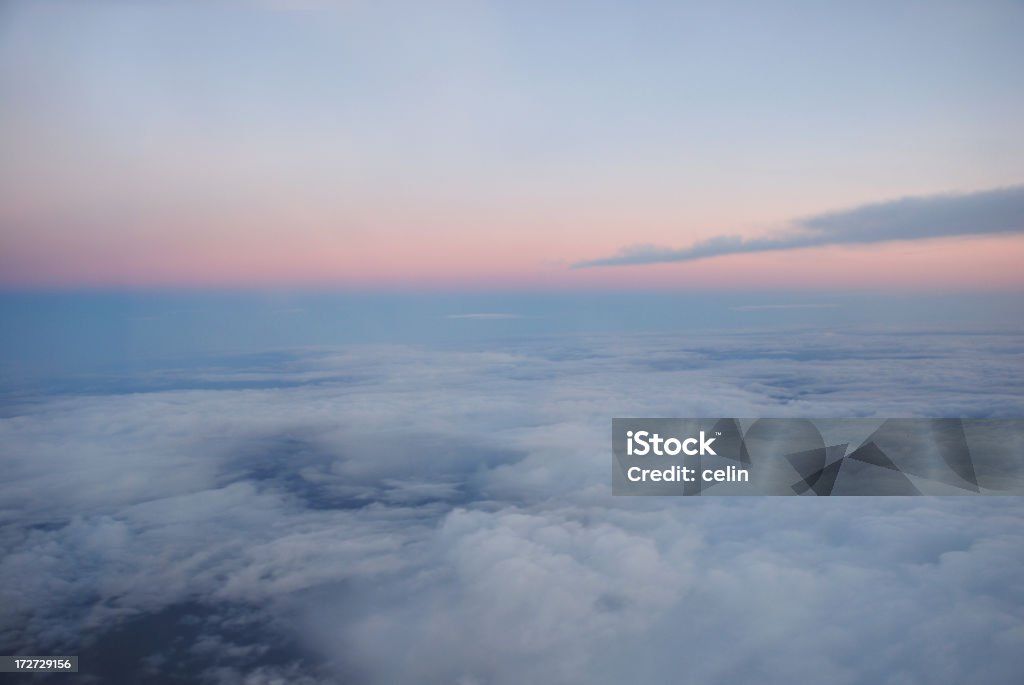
[{"left": 3, "top": 225, "right": 1023, "bottom": 291}]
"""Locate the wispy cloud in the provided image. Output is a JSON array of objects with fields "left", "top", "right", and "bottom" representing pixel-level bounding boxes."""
[
  {"left": 731, "top": 303, "right": 839, "bottom": 312},
  {"left": 574, "top": 185, "right": 1024, "bottom": 268},
  {"left": 445, "top": 313, "right": 522, "bottom": 320}
]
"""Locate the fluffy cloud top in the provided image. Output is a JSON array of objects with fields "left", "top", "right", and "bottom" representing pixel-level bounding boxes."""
[{"left": 1, "top": 330, "right": 1023, "bottom": 684}]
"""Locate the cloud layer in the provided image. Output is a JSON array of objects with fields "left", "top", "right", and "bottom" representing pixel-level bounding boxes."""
[
  {"left": 575, "top": 185, "right": 1024, "bottom": 267},
  {"left": 2, "top": 330, "right": 1023, "bottom": 684}
]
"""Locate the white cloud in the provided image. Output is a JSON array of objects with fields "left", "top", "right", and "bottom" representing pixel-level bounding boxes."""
[{"left": 1, "top": 330, "right": 1023, "bottom": 682}]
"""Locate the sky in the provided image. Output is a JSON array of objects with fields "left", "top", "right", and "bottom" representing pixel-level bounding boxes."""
[
  {"left": 2, "top": 0, "right": 1024, "bottom": 290},
  {"left": 2, "top": 5, "right": 1024, "bottom": 683}
]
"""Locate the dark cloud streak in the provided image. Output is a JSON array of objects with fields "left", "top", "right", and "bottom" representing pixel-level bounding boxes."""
[{"left": 574, "top": 185, "right": 1024, "bottom": 268}]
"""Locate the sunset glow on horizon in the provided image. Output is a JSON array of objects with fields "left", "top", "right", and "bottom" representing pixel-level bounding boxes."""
[{"left": 4, "top": 232, "right": 1024, "bottom": 292}]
